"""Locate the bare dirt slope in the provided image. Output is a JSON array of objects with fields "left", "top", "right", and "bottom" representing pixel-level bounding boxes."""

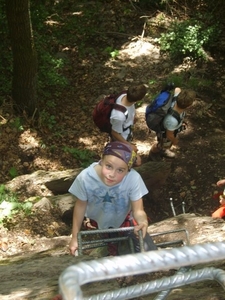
[{"left": 1, "top": 215, "right": 225, "bottom": 300}]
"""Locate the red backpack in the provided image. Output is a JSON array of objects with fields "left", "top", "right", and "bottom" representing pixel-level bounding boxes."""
[{"left": 92, "top": 91, "right": 128, "bottom": 134}]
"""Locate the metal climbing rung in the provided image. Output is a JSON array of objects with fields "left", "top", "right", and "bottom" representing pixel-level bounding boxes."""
[
  {"left": 59, "top": 242, "right": 225, "bottom": 300},
  {"left": 151, "top": 228, "right": 190, "bottom": 247},
  {"left": 156, "top": 240, "right": 184, "bottom": 248},
  {"left": 77, "top": 227, "right": 190, "bottom": 256},
  {"left": 77, "top": 226, "right": 144, "bottom": 255}
]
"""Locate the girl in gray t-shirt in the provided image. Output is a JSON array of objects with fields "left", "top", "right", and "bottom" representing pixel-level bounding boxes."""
[{"left": 69, "top": 141, "right": 157, "bottom": 256}]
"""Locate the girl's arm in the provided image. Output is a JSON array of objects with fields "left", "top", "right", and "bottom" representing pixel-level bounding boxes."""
[
  {"left": 131, "top": 198, "right": 148, "bottom": 238},
  {"left": 69, "top": 198, "right": 87, "bottom": 255}
]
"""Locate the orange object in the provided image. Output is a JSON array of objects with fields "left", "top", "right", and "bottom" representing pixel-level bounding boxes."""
[{"left": 212, "top": 206, "right": 225, "bottom": 218}]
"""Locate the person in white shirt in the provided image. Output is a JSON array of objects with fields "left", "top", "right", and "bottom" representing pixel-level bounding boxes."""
[{"left": 110, "top": 84, "right": 147, "bottom": 166}]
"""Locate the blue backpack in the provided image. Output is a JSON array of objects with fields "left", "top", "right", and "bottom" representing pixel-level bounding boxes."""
[{"left": 145, "top": 84, "right": 180, "bottom": 133}]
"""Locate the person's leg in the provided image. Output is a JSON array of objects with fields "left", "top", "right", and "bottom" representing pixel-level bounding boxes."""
[
  {"left": 149, "top": 131, "right": 175, "bottom": 159},
  {"left": 148, "top": 131, "right": 163, "bottom": 161},
  {"left": 160, "top": 135, "right": 175, "bottom": 158}
]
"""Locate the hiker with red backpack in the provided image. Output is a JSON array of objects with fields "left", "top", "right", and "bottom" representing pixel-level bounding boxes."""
[
  {"left": 93, "top": 84, "right": 147, "bottom": 166},
  {"left": 110, "top": 84, "right": 147, "bottom": 165},
  {"left": 146, "top": 86, "right": 196, "bottom": 161},
  {"left": 68, "top": 141, "right": 157, "bottom": 256}
]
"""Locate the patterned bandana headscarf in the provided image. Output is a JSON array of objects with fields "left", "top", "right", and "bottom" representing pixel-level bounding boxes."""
[{"left": 103, "top": 141, "right": 137, "bottom": 170}]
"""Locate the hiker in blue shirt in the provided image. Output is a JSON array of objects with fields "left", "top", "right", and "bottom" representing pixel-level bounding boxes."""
[
  {"left": 68, "top": 141, "right": 157, "bottom": 256},
  {"left": 149, "top": 88, "right": 196, "bottom": 160},
  {"left": 110, "top": 84, "right": 147, "bottom": 166}
]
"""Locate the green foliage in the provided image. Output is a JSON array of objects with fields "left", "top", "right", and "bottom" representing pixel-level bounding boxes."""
[
  {"left": 148, "top": 79, "right": 157, "bottom": 86},
  {"left": 39, "top": 110, "right": 56, "bottom": 130},
  {"left": 0, "top": 0, "right": 223, "bottom": 119},
  {"left": 110, "top": 49, "right": 120, "bottom": 59},
  {"left": 29, "top": 1, "right": 110, "bottom": 104},
  {"left": 103, "top": 47, "right": 120, "bottom": 59},
  {"left": 159, "top": 19, "right": 221, "bottom": 60},
  {"left": 0, "top": 185, "right": 32, "bottom": 223},
  {"left": 190, "top": 77, "right": 213, "bottom": 89},
  {"left": 10, "top": 117, "right": 24, "bottom": 131},
  {"left": 165, "top": 73, "right": 213, "bottom": 90},
  {"left": 163, "top": 74, "right": 184, "bottom": 88},
  {"left": 63, "top": 146, "right": 96, "bottom": 168},
  {"left": 135, "top": 101, "right": 143, "bottom": 108},
  {"left": 37, "top": 54, "right": 69, "bottom": 95},
  {"left": 9, "top": 167, "right": 18, "bottom": 179},
  {"left": 0, "top": 0, "right": 70, "bottom": 104}
]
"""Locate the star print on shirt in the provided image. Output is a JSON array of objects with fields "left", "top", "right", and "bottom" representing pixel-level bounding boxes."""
[{"left": 102, "top": 192, "right": 114, "bottom": 203}]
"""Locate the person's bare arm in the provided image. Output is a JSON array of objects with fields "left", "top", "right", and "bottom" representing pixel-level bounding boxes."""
[
  {"left": 69, "top": 198, "right": 87, "bottom": 255},
  {"left": 111, "top": 129, "right": 138, "bottom": 152},
  {"left": 217, "top": 179, "right": 225, "bottom": 187},
  {"left": 174, "top": 87, "right": 181, "bottom": 95},
  {"left": 111, "top": 129, "right": 128, "bottom": 143},
  {"left": 131, "top": 199, "right": 148, "bottom": 238}
]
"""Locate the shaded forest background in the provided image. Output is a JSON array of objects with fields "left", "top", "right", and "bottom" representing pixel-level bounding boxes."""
[
  {"left": 0, "top": 2, "right": 225, "bottom": 299},
  {"left": 0, "top": 0, "right": 225, "bottom": 224}
]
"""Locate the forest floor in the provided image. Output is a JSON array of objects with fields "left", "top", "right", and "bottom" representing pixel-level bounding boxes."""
[{"left": 0, "top": 1, "right": 225, "bottom": 299}]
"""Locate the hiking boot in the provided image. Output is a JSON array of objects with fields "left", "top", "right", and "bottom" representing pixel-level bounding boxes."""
[
  {"left": 148, "top": 150, "right": 162, "bottom": 161},
  {"left": 160, "top": 149, "right": 176, "bottom": 158}
]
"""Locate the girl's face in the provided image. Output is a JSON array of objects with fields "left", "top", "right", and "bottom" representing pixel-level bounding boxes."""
[{"left": 100, "top": 155, "right": 129, "bottom": 186}]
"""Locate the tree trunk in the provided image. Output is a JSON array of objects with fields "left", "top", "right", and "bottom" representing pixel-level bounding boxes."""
[{"left": 5, "top": 0, "right": 38, "bottom": 117}]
